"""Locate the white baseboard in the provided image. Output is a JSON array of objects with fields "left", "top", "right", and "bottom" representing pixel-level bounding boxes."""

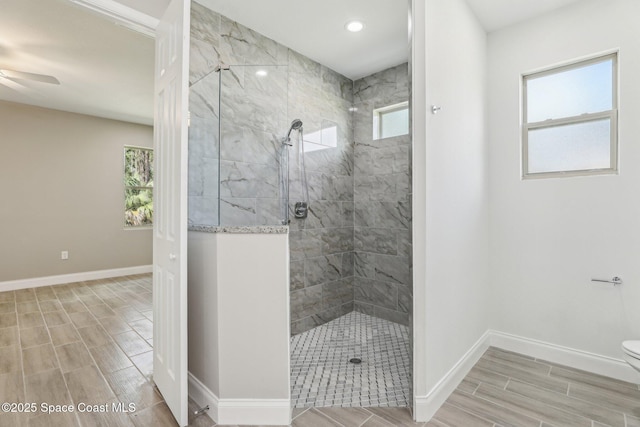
[
  {"left": 489, "top": 330, "right": 640, "bottom": 384},
  {"left": 413, "top": 329, "right": 491, "bottom": 421},
  {"left": 188, "top": 372, "right": 219, "bottom": 422},
  {"left": 188, "top": 372, "right": 291, "bottom": 426},
  {"left": 0, "top": 265, "right": 152, "bottom": 292},
  {"left": 216, "top": 398, "right": 291, "bottom": 425}
]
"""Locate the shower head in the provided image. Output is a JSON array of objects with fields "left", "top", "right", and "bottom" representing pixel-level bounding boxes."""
[
  {"left": 286, "top": 119, "right": 303, "bottom": 140},
  {"left": 290, "top": 119, "right": 303, "bottom": 130}
]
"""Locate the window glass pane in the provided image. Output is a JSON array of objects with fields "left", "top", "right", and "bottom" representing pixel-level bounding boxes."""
[
  {"left": 528, "top": 119, "right": 611, "bottom": 174},
  {"left": 527, "top": 59, "right": 612, "bottom": 122},
  {"left": 125, "top": 188, "right": 153, "bottom": 226},
  {"left": 380, "top": 107, "right": 409, "bottom": 139},
  {"left": 125, "top": 147, "right": 154, "bottom": 187},
  {"left": 124, "top": 147, "right": 153, "bottom": 227}
]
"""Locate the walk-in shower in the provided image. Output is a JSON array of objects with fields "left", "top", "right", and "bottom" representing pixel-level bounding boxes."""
[{"left": 188, "top": 0, "right": 412, "bottom": 413}]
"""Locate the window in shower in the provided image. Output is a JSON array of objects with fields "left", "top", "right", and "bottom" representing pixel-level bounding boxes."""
[
  {"left": 522, "top": 53, "right": 618, "bottom": 179},
  {"left": 373, "top": 101, "right": 409, "bottom": 140},
  {"left": 303, "top": 119, "right": 338, "bottom": 152}
]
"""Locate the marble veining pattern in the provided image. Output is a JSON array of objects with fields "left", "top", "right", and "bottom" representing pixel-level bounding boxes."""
[
  {"left": 353, "top": 63, "right": 412, "bottom": 327},
  {"left": 188, "top": 5, "right": 354, "bottom": 334},
  {"left": 188, "top": 2, "right": 412, "bottom": 336}
]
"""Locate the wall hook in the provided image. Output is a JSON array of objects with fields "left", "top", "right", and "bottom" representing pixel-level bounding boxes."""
[{"left": 431, "top": 105, "right": 442, "bottom": 114}]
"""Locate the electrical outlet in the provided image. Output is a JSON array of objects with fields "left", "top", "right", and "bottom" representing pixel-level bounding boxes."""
[{"left": 61, "top": 251, "right": 69, "bottom": 260}]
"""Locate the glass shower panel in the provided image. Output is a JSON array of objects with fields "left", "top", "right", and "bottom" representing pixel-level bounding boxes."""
[
  {"left": 219, "top": 65, "right": 288, "bottom": 226},
  {"left": 188, "top": 67, "right": 221, "bottom": 227}
]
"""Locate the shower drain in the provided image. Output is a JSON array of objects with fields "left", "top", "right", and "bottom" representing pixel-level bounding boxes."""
[{"left": 349, "top": 357, "right": 362, "bottom": 364}]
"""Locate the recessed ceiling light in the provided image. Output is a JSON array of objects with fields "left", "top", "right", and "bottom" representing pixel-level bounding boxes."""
[
  {"left": 255, "top": 70, "right": 268, "bottom": 77},
  {"left": 345, "top": 20, "right": 365, "bottom": 32}
]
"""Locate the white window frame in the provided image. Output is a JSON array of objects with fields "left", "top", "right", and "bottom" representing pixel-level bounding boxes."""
[
  {"left": 373, "top": 101, "right": 409, "bottom": 140},
  {"left": 522, "top": 53, "right": 618, "bottom": 179}
]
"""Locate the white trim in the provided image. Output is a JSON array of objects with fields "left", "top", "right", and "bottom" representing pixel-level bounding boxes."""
[
  {"left": 410, "top": 0, "right": 428, "bottom": 420},
  {"left": 68, "top": 0, "right": 158, "bottom": 37},
  {"left": 489, "top": 330, "right": 640, "bottom": 384},
  {"left": 217, "top": 399, "right": 291, "bottom": 426},
  {"left": 413, "top": 330, "right": 491, "bottom": 421},
  {"left": 521, "top": 52, "right": 618, "bottom": 179},
  {"left": 0, "top": 265, "right": 152, "bottom": 292},
  {"left": 188, "top": 372, "right": 219, "bottom": 423},
  {"left": 188, "top": 372, "right": 291, "bottom": 426}
]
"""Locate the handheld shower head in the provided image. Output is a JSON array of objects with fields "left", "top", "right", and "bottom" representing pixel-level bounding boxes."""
[
  {"left": 286, "top": 119, "right": 303, "bottom": 141},
  {"left": 290, "top": 119, "right": 303, "bottom": 130}
]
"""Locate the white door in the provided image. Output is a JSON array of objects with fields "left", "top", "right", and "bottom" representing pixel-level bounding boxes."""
[{"left": 152, "top": 0, "right": 189, "bottom": 425}]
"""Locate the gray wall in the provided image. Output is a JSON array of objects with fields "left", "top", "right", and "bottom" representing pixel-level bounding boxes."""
[
  {"left": 287, "top": 49, "right": 354, "bottom": 335},
  {"left": 352, "top": 64, "right": 412, "bottom": 326},
  {"left": 0, "top": 100, "right": 153, "bottom": 282},
  {"left": 188, "top": 2, "right": 221, "bottom": 227}
]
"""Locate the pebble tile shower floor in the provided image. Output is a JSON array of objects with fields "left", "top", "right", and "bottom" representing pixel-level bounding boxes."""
[{"left": 290, "top": 311, "right": 412, "bottom": 408}]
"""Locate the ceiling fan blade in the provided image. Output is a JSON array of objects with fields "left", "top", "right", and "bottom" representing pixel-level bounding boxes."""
[
  {"left": 0, "top": 69, "right": 60, "bottom": 85},
  {"left": 0, "top": 77, "right": 39, "bottom": 97}
]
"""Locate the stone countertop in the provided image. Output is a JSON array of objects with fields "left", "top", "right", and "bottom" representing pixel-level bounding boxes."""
[{"left": 188, "top": 224, "right": 288, "bottom": 234}]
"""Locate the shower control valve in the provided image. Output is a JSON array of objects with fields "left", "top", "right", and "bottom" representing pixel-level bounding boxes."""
[{"left": 294, "top": 202, "right": 309, "bottom": 219}]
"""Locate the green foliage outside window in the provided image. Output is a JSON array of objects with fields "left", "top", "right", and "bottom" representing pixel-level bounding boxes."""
[{"left": 124, "top": 147, "right": 153, "bottom": 227}]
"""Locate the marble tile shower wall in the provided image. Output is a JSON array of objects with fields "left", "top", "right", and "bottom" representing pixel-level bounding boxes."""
[
  {"left": 188, "top": 1, "right": 289, "bottom": 226},
  {"left": 287, "top": 48, "right": 354, "bottom": 335},
  {"left": 187, "top": 2, "right": 355, "bottom": 334},
  {"left": 188, "top": 6, "right": 220, "bottom": 227},
  {"left": 352, "top": 64, "right": 412, "bottom": 326}
]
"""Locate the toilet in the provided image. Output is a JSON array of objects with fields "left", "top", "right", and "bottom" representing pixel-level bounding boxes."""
[{"left": 622, "top": 341, "right": 640, "bottom": 373}]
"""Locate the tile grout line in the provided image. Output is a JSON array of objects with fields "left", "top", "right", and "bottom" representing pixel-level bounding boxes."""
[
  {"left": 290, "top": 311, "right": 411, "bottom": 408},
  {"left": 435, "top": 401, "right": 499, "bottom": 427},
  {"left": 106, "top": 277, "right": 155, "bottom": 423},
  {"left": 292, "top": 406, "right": 310, "bottom": 421},
  {"left": 66, "top": 279, "right": 129, "bottom": 413},
  {"left": 102, "top": 276, "right": 156, "bottom": 425},
  {"left": 311, "top": 408, "right": 348, "bottom": 427},
  {"left": 0, "top": 276, "right": 161, "bottom": 427},
  {"left": 14, "top": 291, "right": 29, "bottom": 427},
  {"left": 475, "top": 365, "right": 630, "bottom": 427},
  {"left": 474, "top": 361, "right": 576, "bottom": 401},
  {"left": 52, "top": 278, "right": 148, "bottom": 426},
  {"left": 471, "top": 381, "right": 481, "bottom": 395},
  {"left": 448, "top": 387, "right": 543, "bottom": 427},
  {"left": 357, "top": 412, "right": 374, "bottom": 427},
  {"left": 100, "top": 276, "right": 161, "bottom": 422},
  {"left": 33, "top": 285, "right": 84, "bottom": 427}
]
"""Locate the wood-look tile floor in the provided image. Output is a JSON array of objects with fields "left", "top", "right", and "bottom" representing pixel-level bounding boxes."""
[
  {"left": 2, "top": 276, "right": 639, "bottom": 426},
  {"left": 0, "top": 274, "right": 198, "bottom": 427},
  {"left": 429, "top": 347, "right": 640, "bottom": 427}
]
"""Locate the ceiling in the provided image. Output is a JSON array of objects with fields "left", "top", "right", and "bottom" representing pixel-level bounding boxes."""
[
  {"left": 0, "top": 0, "right": 155, "bottom": 125},
  {"left": 0, "top": 0, "right": 588, "bottom": 126},
  {"left": 196, "top": 0, "right": 409, "bottom": 81},
  {"left": 465, "top": 0, "right": 585, "bottom": 33}
]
